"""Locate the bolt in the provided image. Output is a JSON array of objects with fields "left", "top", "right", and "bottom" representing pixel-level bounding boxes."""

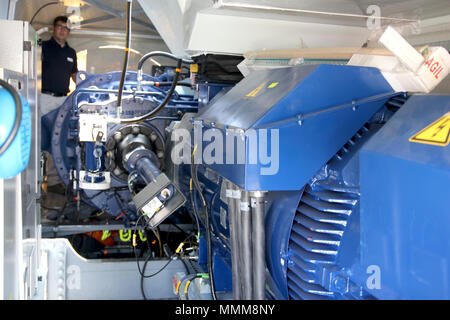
[
  {"left": 334, "top": 275, "right": 349, "bottom": 294},
  {"left": 160, "top": 188, "right": 171, "bottom": 199},
  {"left": 132, "top": 126, "right": 140, "bottom": 135},
  {"left": 114, "top": 132, "right": 122, "bottom": 141}
]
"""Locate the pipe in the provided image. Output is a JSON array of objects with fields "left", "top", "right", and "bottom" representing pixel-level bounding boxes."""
[
  {"left": 250, "top": 191, "right": 266, "bottom": 300},
  {"left": 69, "top": 29, "right": 162, "bottom": 40},
  {"left": 213, "top": 1, "right": 418, "bottom": 23},
  {"left": 240, "top": 190, "right": 253, "bottom": 299},
  {"left": 117, "top": 0, "right": 133, "bottom": 113},
  {"left": 226, "top": 181, "right": 240, "bottom": 299}
]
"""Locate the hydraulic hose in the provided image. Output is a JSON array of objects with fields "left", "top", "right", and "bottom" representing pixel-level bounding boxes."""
[
  {"left": 0, "top": 79, "right": 22, "bottom": 156},
  {"left": 137, "top": 51, "right": 194, "bottom": 71},
  {"left": 30, "top": 2, "right": 60, "bottom": 25},
  {"left": 117, "top": 0, "right": 133, "bottom": 110},
  {"left": 119, "top": 59, "right": 183, "bottom": 124},
  {"left": 137, "top": 51, "right": 194, "bottom": 92}
]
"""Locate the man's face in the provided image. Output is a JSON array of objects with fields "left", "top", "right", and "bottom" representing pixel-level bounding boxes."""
[{"left": 53, "top": 21, "right": 70, "bottom": 42}]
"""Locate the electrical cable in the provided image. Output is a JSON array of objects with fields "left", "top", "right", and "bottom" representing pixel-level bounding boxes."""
[
  {"left": 133, "top": 215, "right": 173, "bottom": 278},
  {"left": 155, "top": 227, "right": 163, "bottom": 257},
  {"left": 117, "top": 0, "right": 133, "bottom": 111},
  {"left": 119, "top": 59, "right": 183, "bottom": 124},
  {"left": 29, "top": 2, "right": 60, "bottom": 25},
  {"left": 190, "top": 146, "right": 218, "bottom": 300},
  {"left": 0, "top": 79, "right": 22, "bottom": 156},
  {"left": 140, "top": 254, "right": 175, "bottom": 300},
  {"left": 184, "top": 275, "right": 206, "bottom": 299},
  {"left": 135, "top": 217, "right": 198, "bottom": 299},
  {"left": 189, "top": 179, "right": 201, "bottom": 240}
]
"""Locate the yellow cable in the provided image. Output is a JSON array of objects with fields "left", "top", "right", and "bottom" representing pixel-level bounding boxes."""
[
  {"left": 132, "top": 233, "right": 137, "bottom": 247},
  {"left": 138, "top": 230, "right": 147, "bottom": 242},
  {"left": 175, "top": 281, "right": 181, "bottom": 294},
  {"left": 119, "top": 229, "right": 132, "bottom": 242},
  {"left": 176, "top": 242, "right": 185, "bottom": 254},
  {"left": 184, "top": 280, "right": 191, "bottom": 294},
  {"left": 101, "top": 230, "right": 111, "bottom": 241},
  {"left": 156, "top": 228, "right": 162, "bottom": 257}
]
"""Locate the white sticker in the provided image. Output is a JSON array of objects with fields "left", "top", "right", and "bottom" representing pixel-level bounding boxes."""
[
  {"left": 67, "top": 57, "right": 74, "bottom": 63},
  {"left": 142, "top": 197, "right": 163, "bottom": 217}
]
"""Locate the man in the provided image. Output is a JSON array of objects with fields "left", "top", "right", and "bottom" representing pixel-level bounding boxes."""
[
  {"left": 41, "top": 15, "right": 78, "bottom": 115},
  {"left": 40, "top": 16, "right": 78, "bottom": 217}
]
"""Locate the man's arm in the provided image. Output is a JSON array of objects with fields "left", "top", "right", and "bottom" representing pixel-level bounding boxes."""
[{"left": 71, "top": 49, "right": 78, "bottom": 85}]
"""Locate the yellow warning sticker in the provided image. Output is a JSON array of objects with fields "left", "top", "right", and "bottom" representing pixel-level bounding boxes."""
[
  {"left": 268, "top": 82, "right": 279, "bottom": 89},
  {"left": 409, "top": 112, "right": 450, "bottom": 146},
  {"left": 246, "top": 82, "right": 267, "bottom": 98}
]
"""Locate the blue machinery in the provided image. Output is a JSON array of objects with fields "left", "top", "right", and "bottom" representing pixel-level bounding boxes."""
[
  {"left": 0, "top": 80, "right": 31, "bottom": 179},
  {"left": 42, "top": 63, "right": 450, "bottom": 300}
]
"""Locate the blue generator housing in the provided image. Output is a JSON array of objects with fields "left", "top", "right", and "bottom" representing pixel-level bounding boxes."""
[
  {"left": 175, "top": 63, "right": 450, "bottom": 300},
  {"left": 360, "top": 95, "right": 450, "bottom": 299}
]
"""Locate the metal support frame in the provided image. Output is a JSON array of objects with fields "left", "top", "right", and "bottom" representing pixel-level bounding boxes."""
[
  {"left": 83, "top": 0, "right": 157, "bottom": 33},
  {"left": 42, "top": 223, "right": 194, "bottom": 238},
  {"left": 37, "top": 238, "right": 185, "bottom": 300},
  {"left": 81, "top": 9, "right": 146, "bottom": 26},
  {"left": 79, "top": 15, "right": 117, "bottom": 27}
]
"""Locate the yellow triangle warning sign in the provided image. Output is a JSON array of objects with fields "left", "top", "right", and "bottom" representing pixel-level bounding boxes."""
[{"left": 409, "top": 112, "right": 450, "bottom": 146}]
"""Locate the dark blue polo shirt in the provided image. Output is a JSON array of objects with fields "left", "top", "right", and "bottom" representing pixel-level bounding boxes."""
[{"left": 41, "top": 37, "right": 78, "bottom": 96}]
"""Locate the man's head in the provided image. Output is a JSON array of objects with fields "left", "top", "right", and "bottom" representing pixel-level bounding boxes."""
[{"left": 52, "top": 16, "right": 70, "bottom": 44}]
